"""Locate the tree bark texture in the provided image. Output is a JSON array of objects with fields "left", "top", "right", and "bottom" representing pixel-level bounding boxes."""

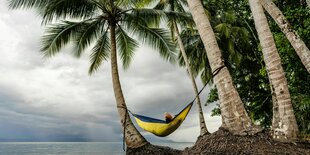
[
  {"left": 260, "top": 0, "right": 310, "bottom": 74},
  {"left": 187, "top": 0, "right": 260, "bottom": 135},
  {"left": 110, "top": 23, "right": 148, "bottom": 148},
  {"left": 249, "top": 0, "right": 299, "bottom": 140},
  {"left": 174, "top": 22, "right": 209, "bottom": 136}
]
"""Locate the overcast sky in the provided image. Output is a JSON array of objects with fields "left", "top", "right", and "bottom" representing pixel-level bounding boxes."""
[{"left": 0, "top": 1, "right": 221, "bottom": 142}]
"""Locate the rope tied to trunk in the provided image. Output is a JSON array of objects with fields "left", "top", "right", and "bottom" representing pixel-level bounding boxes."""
[{"left": 116, "top": 105, "right": 129, "bottom": 151}]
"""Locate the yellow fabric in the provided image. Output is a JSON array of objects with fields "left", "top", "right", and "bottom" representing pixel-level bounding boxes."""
[{"left": 133, "top": 103, "right": 193, "bottom": 137}]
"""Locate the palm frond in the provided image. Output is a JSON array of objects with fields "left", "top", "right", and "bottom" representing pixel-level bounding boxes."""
[
  {"left": 116, "top": 0, "right": 132, "bottom": 9},
  {"left": 181, "top": 28, "right": 201, "bottom": 47},
  {"left": 154, "top": 0, "right": 168, "bottom": 10},
  {"left": 134, "top": 0, "right": 154, "bottom": 8},
  {"left": 8, "top": 0, "right": 48, "bottom": 9},
  {"left": 88, "top": 29, "right": 110, "bottom": 74},
  {"left": 129, "top": 8, "right": 165, "bottom": 27},
  {"left": 152, "top": 0, "right": 192, "bottom": 29},
  {"left": 169, "top": 23, "right": 176, "bottom": 41},
  {"left": 223, "top": 11, "right": 237, "bottom": 24},
  {"left": 123, "top": 13, "right": 176, "bottom": 63},
  {"left": 179, "top": 27, "right": 212, "bottom": 81},
  {"left": 41, "top": 0, "right": 99, "bottom": 24},
  {"left": 164, "top": 11, "right": 194, "bottom": 28},
  {"left": 41, "top": 20, "right": 89, "bottom": 57},
  {"left": 215, "top": 23, "right": 231, "bottom": 39},
  {"left": 74, "top": 18, "right": 106, "bottom": 58},
  {"left": 200, "top": 67, "right": 213, "bottom": 85},
  {"left": 116, "top": 26, "right": 138, "bottom": 69},
  {"left": 131, "top": 26, "right": 176, "bottom": 62},
  {"left": 174, "top": 0, "right": 187, "bottom": 12},
  {"left": 117, "top": 0, "right": 153, "bottom": 9},
  {"left": 177, "top": 0, "right": 188, "bottom": 8}
]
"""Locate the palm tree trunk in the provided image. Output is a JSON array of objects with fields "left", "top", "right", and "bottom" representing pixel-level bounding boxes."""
[
  {"left": 186, "top": 0, "right": 260, "bottom": 135},
  {"left": 174, "top": 22, "right": 209, "bottom": 136},
  {"left": 110, "top": 22, "right": 148, "bottom": 148},
  {"left": 306, "top": 0, "right": 310, "bottom": 8},
  {"left": 270, "top": 83, "right": 280, "bottom": 136},
  {"left": 249, "top": 0, "right": 299, "bottom": 140},
  {"left": 260, "top": 0, "right": 310, "bottom": 74}
]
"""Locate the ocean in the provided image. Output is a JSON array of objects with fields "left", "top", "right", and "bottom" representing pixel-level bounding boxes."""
[{"left": 0, "top": 142, "right": 194, "bottom": 155}]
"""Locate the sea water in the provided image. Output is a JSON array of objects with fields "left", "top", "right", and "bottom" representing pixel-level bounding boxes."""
[{"left": 0, "top": 142, "right": 193, "bottom": 155}]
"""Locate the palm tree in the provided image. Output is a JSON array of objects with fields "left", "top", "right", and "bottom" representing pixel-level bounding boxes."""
[
  {"left": 179, "top": 27, "right": 212, "bottom": 84},
  {"left": 259, "top": 0, "right": 310, "bottom": 74},
  {"left": 154, "top": 0, "right": 209, "bottom": 136},
  {"left": 180, "top": 10, "right": 252, "bottom": 84},
  {"left": 249, "top": 0, "right": 299, "bottom": 140},
  {"left": 185, "top": 0, "right": 260, "bottom": 135},
  {"left": 9, "top": 0, "right": 175, "bottom": 148}
]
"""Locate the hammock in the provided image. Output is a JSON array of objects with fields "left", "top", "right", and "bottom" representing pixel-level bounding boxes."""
[
  {"left": 120, "top": 65, "right": 224, "bottom": 139},
  {"left": 130, "top": 101, "right": 193, "bottom": 137},
  {"left": 120, "top": 65, "right": 225, "bottom": 150},
  {"left": 125, "top": 65, "right": 225, "bottom": 138}
]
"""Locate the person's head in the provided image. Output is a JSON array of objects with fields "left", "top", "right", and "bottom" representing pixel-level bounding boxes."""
[{"left": 164, "top": 112, "right": 173, "bottom": 120}]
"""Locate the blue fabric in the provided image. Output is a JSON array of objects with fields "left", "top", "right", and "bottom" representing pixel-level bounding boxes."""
[{"left": 132, "top": 114, "right": 167, "bottom": 124}]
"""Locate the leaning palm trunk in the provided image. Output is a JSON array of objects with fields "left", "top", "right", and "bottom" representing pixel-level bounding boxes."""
[
  {"left": 110, "top": 23, "right": 148, "bottom": 148},
  {"left": 174, "top": 22, "right": 209, "bottom": 136},
  {"left": 186, "top": 0, "right": 260, "bottom": 135},
  {"left": 249, "top": 0, "right": 299, "bottom": 140},
  {"left": 269, "top": 82, "right": 280, "bottom": 138},
  {"left": 260, "top": 0, "right": 310, "bottom": 74}
]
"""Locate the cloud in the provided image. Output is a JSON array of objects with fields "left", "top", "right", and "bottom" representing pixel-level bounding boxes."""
[{"left": 0, "top": 1, "right": 221, "bottom": 142}]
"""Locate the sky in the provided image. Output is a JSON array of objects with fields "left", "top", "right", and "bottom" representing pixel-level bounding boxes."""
[{"left": 0, "top": 1, "right": 221, "bottom": 142}]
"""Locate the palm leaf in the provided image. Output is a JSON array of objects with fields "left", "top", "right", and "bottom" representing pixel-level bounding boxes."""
[
  {"left": 174, "top": 0, "right": 187, "bottom": 12},
  {"left": 117, "top": 0, "right": 153, "bottom": 8},
  {"left": 164, "top": 11, "right": 194, "bottom": 28},
  {"left": 132, "top": 26, "right": 176, "bottom": 62},
  {"left": 152, "top": 0, "right": 193, "bottom": 29},
  {"left": 129, "top": 8, "right": 164, "bottom": 27},
  {"left": 41, "top": 20, "right": 89, "bottom": 57},
  {"left": 116, "top": 26, "right": 138, "bottom": 69},
  {"left": 123, "top": 13, "right": 176, "bottom": 62},
  {"left": 74, "top": 18, "right": 106, "bottom": 58},
  {"left": 154, "top": 0, "right": 168, "bottom": 10},
  {"left": 215, "top": 23, "right": 231, "bottom": 39},
  {"left": 8, "top": 0, "right": 48, "bottom": 9},
  {"left": 224, "top": 11, "right": 237, "bottom": 24},
  {"left": 41, "top": 0, "right": 99, "bottom": 24},
  {"left": 179, "top": 27, "right": 212, "bottom": 82},
  {"left": 88, "top": 29, "right": 110, "bottom": 74}
]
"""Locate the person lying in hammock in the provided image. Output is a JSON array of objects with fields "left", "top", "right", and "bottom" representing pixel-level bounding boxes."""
[{"left": 164, "top": 112, "right": 174, "bottom": 123}]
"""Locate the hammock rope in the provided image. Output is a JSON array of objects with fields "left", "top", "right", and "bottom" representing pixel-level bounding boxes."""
[{"left": 118, "top": 65, "right": 225, "bottom": 151}]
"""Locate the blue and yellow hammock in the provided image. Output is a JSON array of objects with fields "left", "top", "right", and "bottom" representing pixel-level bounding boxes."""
[
  {"left": 127, "top": 66, "right": 225, "bottom": 137},
  {"left": 130, "top": 101, "right": 193, "bottom": 137},
  {"left": 120, "top": 66, "right": 225, "bottom": 150}
]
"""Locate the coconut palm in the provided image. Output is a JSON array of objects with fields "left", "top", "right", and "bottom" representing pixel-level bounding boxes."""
[
  {"left": 153, "top": 0, "right": 209, "bottom": 136},
  {"left": 259, "top": 0, "right": 310, "bottom": 74},
  {"left": 185, "top": 0, "right": 260, "bottom": 134},
  {"left": 249, "top": 0, "right": 299, "bottom": 140},
  {"left": 179, "top": 28, "right": 212, "bottom": 84},
  {"left": 180, "top": 11, "right": 251, "bottom": 85},
  {"left": 9, "top": 0, "right": 175, "bottom": 148}
]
